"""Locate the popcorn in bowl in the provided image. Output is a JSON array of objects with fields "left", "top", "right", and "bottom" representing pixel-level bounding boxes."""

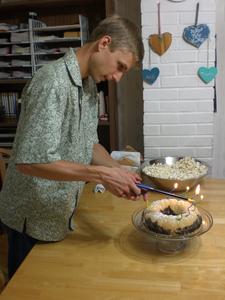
[
  {"left": 141, "top": 156, "right": 208, "bottom": 192},
  {"left": 143, "top": 157, "right": 208, "bottom": 180}
]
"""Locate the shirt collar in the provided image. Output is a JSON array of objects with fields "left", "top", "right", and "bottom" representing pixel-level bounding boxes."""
[{"left": 63, "top": 48, "right": 82, "bottom": 87}]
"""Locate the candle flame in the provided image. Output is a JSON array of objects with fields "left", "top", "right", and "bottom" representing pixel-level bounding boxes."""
[
  {"left": 195, "top": 184, "right": 200, "bottom": 195},
  {"left": 186, "top": 186, "right": 190, "bottom": 192},
  {"left": 174, "top": 182, "right": 178, "bottom": 189},
  {"left": 200, "top": 195, "right": 204, "bottom": 200}
]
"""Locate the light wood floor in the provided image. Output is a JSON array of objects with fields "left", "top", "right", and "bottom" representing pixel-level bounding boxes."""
[{"left": 0, "top": 233, "right": 7, "bottom": 293}]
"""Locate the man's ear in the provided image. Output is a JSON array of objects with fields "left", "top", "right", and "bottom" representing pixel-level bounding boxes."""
[{"left": 98, "top": 35, "right": 112, "bottom": 51}]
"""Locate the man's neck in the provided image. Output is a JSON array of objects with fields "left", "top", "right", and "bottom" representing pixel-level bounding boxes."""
[{"left": 76, "top": 42, "right": 96, "bottom": 79}]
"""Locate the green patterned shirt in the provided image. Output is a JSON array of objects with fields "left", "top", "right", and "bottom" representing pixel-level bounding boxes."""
[{"left": 0, "top": 48, "right": 99, "bottom": 241}]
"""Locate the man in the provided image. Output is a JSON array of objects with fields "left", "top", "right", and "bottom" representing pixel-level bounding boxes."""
[{"left": 0, "top": 15, "right": 144, "bottom": 279}]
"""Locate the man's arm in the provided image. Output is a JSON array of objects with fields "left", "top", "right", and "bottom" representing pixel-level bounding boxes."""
[
  {"left": 16, "top": 152, "right": 142, "bottom": 199},
  {"left": 17, "top": 160, "right": 107, "bottom": 182},
  {"left": 16, "top": 144, "right": 117, "bottom": 181}
]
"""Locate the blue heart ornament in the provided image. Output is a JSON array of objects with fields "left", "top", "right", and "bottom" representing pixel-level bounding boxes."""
[
  {"left": 142, "top": 68, "right": 160, "bottom": 85},
  {"left": 198, "top": 67, "right": 218, "bottom": 84},
  {"left": 183, "top": 24, "right": 210, "bottom": 48}
]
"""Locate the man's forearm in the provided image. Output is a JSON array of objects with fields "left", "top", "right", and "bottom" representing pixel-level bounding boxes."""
[
  {"left": 16, "top": 144, "right": 118, "bottom": 182},
  {"left": 16, "top": 146, "right": 142, "bottom": 199},
  {"left": 16, "top": 160, "right": 106, "bottom": 182}
]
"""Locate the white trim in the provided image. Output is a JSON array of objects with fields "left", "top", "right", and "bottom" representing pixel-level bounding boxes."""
[{"left": 213, "top": 0, "right": 225, "bottom": 178}]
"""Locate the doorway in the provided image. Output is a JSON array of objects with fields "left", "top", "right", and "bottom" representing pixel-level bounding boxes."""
[{"left": 213, "top": 0, "right": 225, "bottom": 178}]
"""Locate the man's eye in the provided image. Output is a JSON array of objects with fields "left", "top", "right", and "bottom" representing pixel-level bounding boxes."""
[{"left": 118, "top": 63, "right": 125, "bottom": 72}]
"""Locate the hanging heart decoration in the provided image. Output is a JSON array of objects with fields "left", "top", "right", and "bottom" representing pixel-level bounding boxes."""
[
  {"left": 183, "top": 24, "right": 210, "bottom": 48},
  {"left": 183, "top": 2, "right": 210, "bottom": 48},
  {"left": 142, "top": 67, "right": 160, "bottom": 85},
  {"left": 149, "top": 33, "right": 172, "bottom": 56},
  {"left": 149, "top": 2, "right": 172, "bottom": 56},
  {"left": 198, "top": 67, "right": 218, "bottom": 83}
]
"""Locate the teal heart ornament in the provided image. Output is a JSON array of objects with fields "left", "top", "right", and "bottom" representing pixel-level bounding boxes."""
[
  {"left": 142, "top": 68, "right": 160, "bottom": 85},
  {"left": 198, "top": 67, "right": 218, "bottom": 83},
  {"left": 183, "top": 24, "right": 210, "bottom": 48}
]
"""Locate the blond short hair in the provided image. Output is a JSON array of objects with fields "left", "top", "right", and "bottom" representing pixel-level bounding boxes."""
[{"left": 89, "top": 15, "right": 144, "bottom": 67}]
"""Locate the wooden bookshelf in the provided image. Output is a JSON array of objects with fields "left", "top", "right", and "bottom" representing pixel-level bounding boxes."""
[{"left": 0, "top": 0, "right": 119, "bottom": 151}]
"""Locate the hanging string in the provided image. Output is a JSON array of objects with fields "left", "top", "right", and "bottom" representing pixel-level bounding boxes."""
[
  {"left": 207, "top": 37, "right": 210, "bottom": 68},
  {"left": 148, "top": 43, "right": 151, "bottom": 68},
  {"left": 158, "top": 2, "right": 161, "bottom": 36},
  {"left": 194, "top": 2, "right": 199, "bottom": 26}
]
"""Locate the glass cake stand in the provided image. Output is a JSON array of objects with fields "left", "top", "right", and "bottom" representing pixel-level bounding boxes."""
[{"left": 132, "top": 207, "right": 213, "bottom": 253}]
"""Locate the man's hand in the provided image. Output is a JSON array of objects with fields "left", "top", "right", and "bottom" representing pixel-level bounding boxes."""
[
  {"left": 99, "top": 166, "right": 142, "bottom": 200},
  {"left": 92, "top": 143, "right": 145, "bottom": 200}
]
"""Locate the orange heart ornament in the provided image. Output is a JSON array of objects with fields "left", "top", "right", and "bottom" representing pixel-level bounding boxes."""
[{"left": 149, "top": 32, "right": 172, "bottom": 56}]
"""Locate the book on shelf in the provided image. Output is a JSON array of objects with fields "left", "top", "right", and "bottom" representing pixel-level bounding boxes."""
[{"left": 0, "top": 92, "right": 19, "bottom": 117}]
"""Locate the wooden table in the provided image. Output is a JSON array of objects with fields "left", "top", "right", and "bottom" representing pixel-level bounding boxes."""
[{"left": 0, "top": 178, "right": 225, "bottom": 300}]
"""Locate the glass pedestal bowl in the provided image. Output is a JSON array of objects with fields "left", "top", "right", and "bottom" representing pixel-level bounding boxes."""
[{"left": 132, "top": 207, "right": 213, "bottom": 253}]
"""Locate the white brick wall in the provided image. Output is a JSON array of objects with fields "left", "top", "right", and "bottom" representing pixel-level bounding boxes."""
[{"left": 141, "top": 0, "right": 216, "bottom": 168}]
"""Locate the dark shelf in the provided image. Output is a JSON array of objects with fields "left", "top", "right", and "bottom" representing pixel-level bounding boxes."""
[
  {"left": 0, "top": 79, "right": 28, "bottom": 85},
  {"left": 0, "top": 117, "right": 17, "bottom": 127},
  {"left": 0, "top": 0, "right": 104, "bottom": 13}
]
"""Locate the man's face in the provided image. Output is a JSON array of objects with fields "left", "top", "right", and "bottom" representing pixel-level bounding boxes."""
[{"left": 89, "top": 44, "right": 135, "bottom": 83}]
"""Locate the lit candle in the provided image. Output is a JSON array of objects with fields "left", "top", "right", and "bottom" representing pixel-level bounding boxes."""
[
  {"left": 195, "top": 184, "right": 201, "bottom": 196},
  {"left": 191, "top": 184, "right": 204, "bottom": 204},
  {"left": 184, "top": 186, "right": 190, "bottom": 198},
  {"left": 174, "top": 182, "right": 178, "bottom": 190},
  {"left": 169, "top": 182, "right": 178, "bottom": 196}
]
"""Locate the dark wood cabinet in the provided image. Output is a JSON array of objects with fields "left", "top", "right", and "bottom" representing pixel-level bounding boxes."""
[
  {"left": 0, "top": 0, "right": 118, "bottom": 151},
  {"left": 0, "top": 0, "right": 143, "bottom": 153}
]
